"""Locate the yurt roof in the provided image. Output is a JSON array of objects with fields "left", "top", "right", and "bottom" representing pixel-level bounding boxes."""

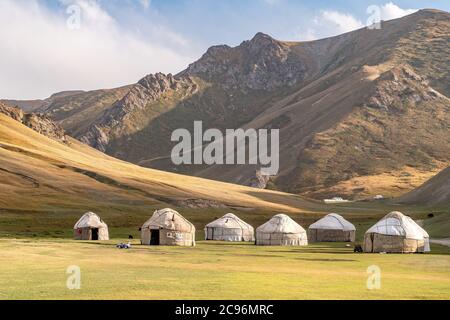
[
  {"left": 142, "top": 208, "right": 195, "bottom": 233},
  {"left": 74, "top": 212, "right": 108, "bottom": 229},
  {"left": 309, "top": 213, "right": 356, "bottom": 231},
  {"left": 366, "top": 211, "right": 429, "bottom": 240},
  {"left": 205, "top": 213, "right": 253, "bottom": 230},
  {"left": 256, "top": 214, "right": 306, "bottom": 234}
]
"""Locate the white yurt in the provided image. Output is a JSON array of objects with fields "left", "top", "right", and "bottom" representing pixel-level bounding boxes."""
[
  {"left": 73, "top": 212, "right": 109, "bottom": 241},
  {"left": 308, "top": 213, "right": 356, "bottom": 242},
  {"left": 363, "top": 211, "right": 430, "bottom": 253},
  {"left": 141, "top": 208, "right": 196, "bottom": 246},
  {"left": 256, "top": 214, "right": 308, "bottom": 246},
  {"left": 205, "top": 213, "right": 254, "bottom": 242}
]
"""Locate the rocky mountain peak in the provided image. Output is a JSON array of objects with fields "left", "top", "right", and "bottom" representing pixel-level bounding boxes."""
[
  {"left": 182, "top": 32, "right": 305, "bottom": 91},
  {"left": 245, "top": 32, "right": 280, "bottom": 51}
]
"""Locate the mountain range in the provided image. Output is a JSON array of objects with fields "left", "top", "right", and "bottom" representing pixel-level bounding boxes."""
[{"left": 4, "top": 9, "right": 450, "bottom": 200}]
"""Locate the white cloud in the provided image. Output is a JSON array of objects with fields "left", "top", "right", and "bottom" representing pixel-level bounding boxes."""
[
  {"left": 0, "top": 0, "right": 193, "bottom": 99},
  {"left": 298, "top": 10, "right": 364, "bottom": 40},
  {"left": 294, "top": 28, "right": 318, "bottom": 41},
  {"left": 139, "top": 0, "right": 151, "bottom": 10},
  {"left": 316, "top": 10, "right": 365, "bottom": 34},
  {"left": 297, "top": 2, "right": 417, "bottom": 41},
  {"left": 379, "top": 2, "right": 417, "bottom": 20},
  {"left": 263, "top": 0, "right": 281, "bottom": 5}
]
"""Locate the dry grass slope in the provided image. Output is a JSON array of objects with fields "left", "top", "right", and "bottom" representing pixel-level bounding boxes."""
[{"left": 0, "top": 113, "right": 319, "bottom": 215}]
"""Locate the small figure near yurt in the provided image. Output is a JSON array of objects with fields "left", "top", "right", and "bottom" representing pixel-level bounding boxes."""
[
  {"left": 308, "top": 213, "right": 356, "bottom": 242},
  {"left": 205, "top": 213, "right": 254, "bottom": 242},
  {"left": 74, "top": 212, "right": 109, "bottom": 241},
  {"left": 256, "top": 214, "right": 308, "bottom": 246},
  {"left": 141, "top": 208, "right": 196, "bottom": 246},
  {"left": 363, "top": 211, "right": 430, "bottom": 253}
]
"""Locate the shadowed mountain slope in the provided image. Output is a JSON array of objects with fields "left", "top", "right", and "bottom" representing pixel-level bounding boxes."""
[
  {"left": 399, "top": 166, "right": 450, "bottom": 206},
  {"left": 0, "top": 107, "right": 319, "bottom": 215}
]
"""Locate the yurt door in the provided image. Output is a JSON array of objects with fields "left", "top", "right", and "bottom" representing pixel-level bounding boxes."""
[
  {"left": 91, "top": 228, "right": 99, "bottom": 240},
  {"left": 207, "top": 228, "right": 214, "bottom": 239},
  {"left": 150, "top": 230, "right": 160, "bottom": 245}
]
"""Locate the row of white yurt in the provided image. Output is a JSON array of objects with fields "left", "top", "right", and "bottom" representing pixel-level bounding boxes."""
[
  {"left": 204, "top": 211, "right": 430, "bottom": 252},
  {"left": 72, "top": 210, "right": 430, "bottom": 253}
]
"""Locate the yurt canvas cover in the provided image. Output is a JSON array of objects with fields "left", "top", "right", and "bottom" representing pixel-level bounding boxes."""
[
  {"left": 73, "top": 212, "right": 109, "bottom": 240},
  {"left": 256, "top": 214, "right": 308, "bottom": 246},
  {"left": 363, "top": 211, "right": 430, "bottom": 253},
  {"left": 205, "top": 213, "right": 254, "bottom": 241},
  {"left": 141, "top": 208, "right": 196, "bottom": 246},
  {"left": 308, "top": 213, "right": 356, "bottom": 242}
]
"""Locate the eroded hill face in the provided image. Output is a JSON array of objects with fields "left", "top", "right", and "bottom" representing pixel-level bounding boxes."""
[
  {"left": 12, "top": 9, "right": 450, "bottom": 200},
  {"left": 281, "top": 65, "right": 450, "bottom": 199}
]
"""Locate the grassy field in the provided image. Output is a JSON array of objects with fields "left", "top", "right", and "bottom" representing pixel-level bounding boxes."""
[{"left": 0, "top": 239, "right": 449, "bottom": 300}]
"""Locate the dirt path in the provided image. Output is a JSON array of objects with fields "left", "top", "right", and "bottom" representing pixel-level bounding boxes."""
[{"left": 430, "top": 239, "right": 450, "bottom": 247}]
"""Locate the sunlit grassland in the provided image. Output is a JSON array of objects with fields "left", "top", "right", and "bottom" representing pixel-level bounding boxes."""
[{"left": 0, "top": 239, "right": 449, "bottom": 300}]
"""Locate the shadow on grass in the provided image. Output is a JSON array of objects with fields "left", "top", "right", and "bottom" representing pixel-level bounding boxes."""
[
  {"left": 267, "top": 249, "right": 354, "bottom": 255},
  {"left": 295, "top": 258, "right": 357, "bottom": 262}
]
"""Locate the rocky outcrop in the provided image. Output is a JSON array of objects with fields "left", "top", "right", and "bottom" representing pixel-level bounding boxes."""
[
  {"left": 0, "top": 102, "right": 68, "bottom": 143},
  {"left": 79, "top": 73, "right": 198, "bottom": 152},
  {"left": 247, "top": 170, "right": 271, "bottom": 189},
  {"left": 366, "top": 66, "right": 444, "bottom": 112}
]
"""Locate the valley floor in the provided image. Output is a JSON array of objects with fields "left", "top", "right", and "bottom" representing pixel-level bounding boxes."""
[{"left": 0, "top": 239, "right": 449, "bottom": 300}]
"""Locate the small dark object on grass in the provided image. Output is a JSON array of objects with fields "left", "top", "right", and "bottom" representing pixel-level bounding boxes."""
[
  {"left": 354, "top": 245, "right": 363, "bottom": 253},
  {"left": 428, "top": 213, "right": 434, "bottom": 218},
  {"left": 116, "top": 242, "right": 131, "bottom": 249},
  {"left": 128, "top": 235, "right": 133, "bottom": 239}
]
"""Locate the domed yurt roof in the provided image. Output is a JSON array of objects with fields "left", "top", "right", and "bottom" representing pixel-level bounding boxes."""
[
  {"left": 257, "top": 214, "right": 306, "bottom": 234},
  {"left": 309, "top": 213, "right": 355, "bottom": 231},
  {"left": 366, "top": 211, "right": 429, "bottom": 240},
  {"left": 74, "top": 212, "right": 108, "bottom": 229},
  {"left": 142, "top": 208, "right": 195, "bottom": 233},
  {"left": 206, "top": 213, "right": 253, "bottom": 230}
]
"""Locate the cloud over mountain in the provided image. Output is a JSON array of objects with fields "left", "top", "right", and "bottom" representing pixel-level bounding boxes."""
[{"left": 0, "top": 0, "right": 193, "bottom": 99}]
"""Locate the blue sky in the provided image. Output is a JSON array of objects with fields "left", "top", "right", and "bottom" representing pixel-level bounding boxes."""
[{"left": 0, "top": 0, "right": 448, "bottom": 99}]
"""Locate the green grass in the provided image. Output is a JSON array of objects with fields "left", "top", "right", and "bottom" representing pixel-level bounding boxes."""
[
  {"left": 0, "top": 239, "right": 449, "bottom": 300},
  {"left": 424, "top": 213, "right": 450, "bottom": 238}
]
